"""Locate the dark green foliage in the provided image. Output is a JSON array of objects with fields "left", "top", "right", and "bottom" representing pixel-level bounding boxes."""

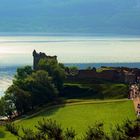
[
  {"left": 4, "top": 66, "right": 34, "bottom": 115},
  {"left": 123, "top": 119, "right": 135, "bottom": 138},
  {"left": 3, "top": 66, "right": 59, "bottom": 116},
  {"left": 6, "top": 119, "right": 140, "bottom": 140},
  {"left": 38, "top": 58, "right": 66, "bottom": 91},
  {"left": 36, "top": 119, "right": 63, "bottom": 140},
  {"left": 61, "top": 84, "right": 100, "bottom": 99},
  {"left": 8, "top": 119, "right": 76, "bottom": 140},
  {"left": 123, "top": 119, "right": 140, "bottom": 138},
  {"left": 15, "top": 66, "right": 33, "bottom": 80},
  {"left": 6, "top": 85, "right": 31, "bottom": 114},
  {"left": 111, "top": 124, "right": 128, "bottom": 140},
  {"left": 83, "top": 122, "right": 109, "bottom": 140},
  {"left": 0, "top": 96, "right": 15, "bottom": 117},
  {"left": 25, "top": 70, "right": 58, "bottom": 106},
  {"left": 19, "top": 128, "right": 42, "bottom": 140},
  {"left": 111, "top": 119, "right": 140, "bottom": 140},
  {"left": 64, "top": 128, "right": 76, "bottom": 140},
  {"left": 5, "top": 123, "right": 19, "bottom": 136},
  {"left": 0, "top": 59, "right": 65, "bottom": 118},
  {"left": 61, "top": 83, "right": 128, "bottom": 99}
]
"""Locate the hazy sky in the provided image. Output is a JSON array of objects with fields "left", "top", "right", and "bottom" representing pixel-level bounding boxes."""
[
  {"left": 0, "top": 0, "right": 139, "bottom": 34},
  {"left": 0, "top": 36, "right": 140, "bottom": 65}
]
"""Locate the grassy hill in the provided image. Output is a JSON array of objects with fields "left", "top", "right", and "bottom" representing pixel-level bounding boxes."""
[{"left": 0, "top": 99, "right": 136, "bottom": 139}]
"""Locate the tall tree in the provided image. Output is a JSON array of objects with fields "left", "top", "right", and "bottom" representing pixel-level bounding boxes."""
[{"left": 38, "top": 58, "right": 66, "bottom": 91}]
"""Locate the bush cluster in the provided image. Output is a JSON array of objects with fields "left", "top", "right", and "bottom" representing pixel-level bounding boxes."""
[
  {"left": 6, "top": 119, "right": 140, "bottom": 140},
  {"left": 5, "top": 123, "right": 19, "bottom": 136}
]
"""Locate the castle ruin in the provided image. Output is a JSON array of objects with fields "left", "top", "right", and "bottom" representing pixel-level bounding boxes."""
[
  {"left": 32, "top": 50, "right": 140, "bottom": 84},
  {"left": 33, "top": 50, "right": 57, "bottom": 70}
]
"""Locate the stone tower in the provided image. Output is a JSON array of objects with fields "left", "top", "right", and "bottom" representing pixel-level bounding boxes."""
[{"left": 33, "top": 50, "right": 57, "bottom": 70}]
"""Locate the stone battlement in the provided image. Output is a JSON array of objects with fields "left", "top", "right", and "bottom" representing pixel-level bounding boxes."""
[
  {"left": 67, "top": 67, "right": 140, "bottom": 84},
  {"left": 33, "top": 50, "right": 57, "bottom": 70},
  {"left": 32, "top": 51, "right": 140, "bottom": 84}
]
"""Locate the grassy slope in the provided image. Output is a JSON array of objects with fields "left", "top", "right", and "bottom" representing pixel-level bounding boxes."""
[
  {"left": 1, "top": 100, "right": 136, "bottom": 140},
  {"left": 0, "top": 127, "right": 16, "bottom": 140},
  {"left": 0, "top": 99, "right": 135, "bottom": 139}
]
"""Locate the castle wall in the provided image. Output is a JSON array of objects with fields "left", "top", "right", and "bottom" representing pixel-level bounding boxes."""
[
  {"left": 33, "top": 50, "right": 57, "bottom": 70},
  {"left": 32, "top": 50, "right": 139, "bottom": 84},
  {"left": 77, "top": 70, "right": 97, "bottom": 78},
  {"left": 76, "top": 69, "right": 121, "bottom": 82}
]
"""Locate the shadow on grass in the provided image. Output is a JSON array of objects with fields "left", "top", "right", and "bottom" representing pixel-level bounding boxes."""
[
  {"left": 25, "top": 103, "right": 66, "bottom": 120},
  {"left": 0, "top": 130, "right": 5, "bottom": 138}
]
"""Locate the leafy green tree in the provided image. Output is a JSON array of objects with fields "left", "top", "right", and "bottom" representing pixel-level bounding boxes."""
[
  {"left": 0, "top": 97, "right": 6, "bottom": 116},
  {"left": 25, "top": 70, "right": 58, "bottom": 106},
  {"left": 4, "top": 66, "right": 58, "bottom": 115},
  {"left": 0, "top": 96, "right": 16, "bottom": 119},
  {"left": 15, "top": 66, "right": 33, "bottom": 80},
  {"left": 13, "top": 66, "right": 33, "bottom": 89},
  {"left": 38, "top": 58, "right": 66, "bottom": 91},
  {"left": 5, "top": 85, "right": 31, "bottom": 114},
  {"left": 5, "top": 70, "right": 58, "bottom": 114}
]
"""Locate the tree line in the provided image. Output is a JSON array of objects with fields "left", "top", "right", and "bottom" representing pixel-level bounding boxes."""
[{"left": 0, "top": 58, "right": 66, "bottom": 118}]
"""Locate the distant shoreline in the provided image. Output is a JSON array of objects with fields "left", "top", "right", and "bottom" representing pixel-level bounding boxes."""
[
  {"left": 0, "top": 32, "right": 140, "bottom": 38},
  {"left": 1, "top": 62, "right": 140, "bottom": 69}
]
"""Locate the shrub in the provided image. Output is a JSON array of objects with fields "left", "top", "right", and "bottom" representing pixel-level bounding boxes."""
[
  {"left": 64, "top": 128, "right": 76, "bottom": 140},
  {"left": 5, "top": 119, "right": 140, "bottom": 140},
  {"left": 5, "top": 123, "right": 19, "bottom": 136},
  {"left": 36, "top": 119, "right": 63, "bottom": 140},
  {"left": 111, "top": 119, "right": 140, "bottom": 140},
  {"left": 83, "top": 122, "right": 109, "bottom": 140},
  {"left": 111, "top": 124, "right": 128, "bottom": 140},
  {"left": 19, "top": 128, "right": 36, "bottom": 140}
]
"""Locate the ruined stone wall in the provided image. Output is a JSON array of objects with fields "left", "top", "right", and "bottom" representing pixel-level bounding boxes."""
[
  {"left": 33, "top": 50, "right": 57, "bottom": 70},
  {"left": 97, "top": 70, "right": 120, "bottom": 81},
  {"left": 32, "top": 51, "right": 140, "bottom": 84},
  {"left": 77, "top": 70, "right": 97, "bottom": 79},
  {"left": 76, "top": 69, "right": 122, "bottom": 82}
]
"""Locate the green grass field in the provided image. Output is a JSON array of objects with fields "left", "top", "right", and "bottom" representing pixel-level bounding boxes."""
[{"left": 0, "top": 99, "right": 136, "bottom": 139}]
